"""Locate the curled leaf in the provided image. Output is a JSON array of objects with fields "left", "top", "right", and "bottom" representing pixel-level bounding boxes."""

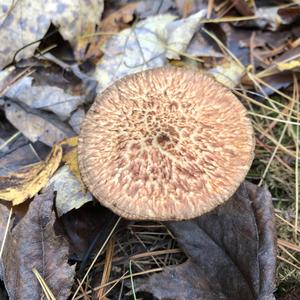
[{"left": 0, "top": 144, "right": 62, "bottom": 205}]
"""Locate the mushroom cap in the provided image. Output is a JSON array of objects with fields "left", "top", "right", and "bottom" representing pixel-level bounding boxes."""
[{"left": 78, "top": 67, "right": 255, "bottom": 220}]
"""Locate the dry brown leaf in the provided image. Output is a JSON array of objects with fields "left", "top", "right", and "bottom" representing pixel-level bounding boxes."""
[
  {"left": 85, "top": 2, "right": 138, "bottom": 62},
  {"left": 175, "top": 0, "right": 207, "bottom": 17},
  {"left": 1, "top": 187, "right": 75, "bottom": 299},
  {"left": 138, "top": 182, "right": 277, "bottom": 300},
  {"left": 0, "top": 144, "right": 62, "bottom": 205},
  {"left": 176, "top": 0, "right": 195, "bottom": 17},
  {"left": 59, "top": 202, "right": 119, "bottom": 261}
]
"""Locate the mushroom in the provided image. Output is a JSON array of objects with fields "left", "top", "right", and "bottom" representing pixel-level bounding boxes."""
[{"left": 78, "top": 67, "right": 255, "bottom": 220}]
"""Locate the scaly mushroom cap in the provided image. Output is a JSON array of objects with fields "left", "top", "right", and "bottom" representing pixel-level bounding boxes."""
[{"left": 78, "top": 67, "right": 255, "bottom": 220}]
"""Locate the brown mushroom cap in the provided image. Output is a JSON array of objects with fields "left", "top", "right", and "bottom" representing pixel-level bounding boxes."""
[{"left": 78, "top": 67, "right": 255, "bottom": 220}]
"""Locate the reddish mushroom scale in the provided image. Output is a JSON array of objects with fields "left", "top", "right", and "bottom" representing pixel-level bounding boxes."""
[{"left": 78, "top": 67, "right": 255, "bottom": 220}]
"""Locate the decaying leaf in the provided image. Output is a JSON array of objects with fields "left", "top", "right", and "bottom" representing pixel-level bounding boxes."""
[
  {"left": 0, "top": 144, "right": 62, "bottom": 205},
  {"left": 136, "top": 0, "right": 175, "bottom": 18},
  {"left": 4, "top": 100, "right": 74, "bottom": 147},
  {"left": 238, "top": 6, "right": 300, "bottom": 31},
  {"left": 0, "top": 203, "right": 10, "bottom": 249},
  {"left": 49, "top": 165, "right": 92, "bottom": 217},
  {"left": 94, "top": 14, "right": 176, "bottom": 92},
  {"left": 175, "top": 0, "right": 207, "bottom": 17},
  {"left": 58, "top": 202, "right": 119, "bottom": 260},
  {"left": 138, "top": 182, "right": 277, "bottom": 300},
  {"left": 231, "top": 0, "right": 254, "bottom": 16},
  {"left": 69, "top": 108, "right": 85, "bottom": 134},
  {"left": 166, "top": 9, "right": 207, "bottom": 59},
  {"left": 0, "top": 142, "right": 50, "bottom": 177},
  {"left": 0, "top": 203, "right": 10, "bottom": 280},
  {"left": 187, "top": 31, "right": 223, "bottom": 58},
  {"left": 208, "top": 59, "right": 245, "bottom": 88},
  {"left": 0, "top": 0, "right": 104, "bottom": 68},
  {"left": 94, "top": 10, "right": 207, "bottom": 91},
  {"left": 6, "top": 76, "right": 85, "bottom": 120},
  {"left": 60, "top": 136, "right": 82, "bottom": 182},
  {"left": 85, "top": 2, "right": 138, "bottom": 62},
  {"left": 1, "top": 187, "right": 75, "bottom": 299}
]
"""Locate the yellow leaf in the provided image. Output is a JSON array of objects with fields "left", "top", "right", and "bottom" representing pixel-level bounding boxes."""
[
  {"left": 276, "top": 60, "right": 300, "bottom": 72},
  {"left": 60, "top": 136, "right": 84, "bottom": 186},
  {"left": 60, "top": 136, "right": 78, "bottom": 148},
  {"left": 0, "top": 144, "right": 62, "bottom": 205},
  {"left": 209, "top": 60, "right": 245, "bottom": 89}
]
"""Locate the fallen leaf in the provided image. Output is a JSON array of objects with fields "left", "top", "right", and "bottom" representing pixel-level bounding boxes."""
[
  {"left": 0, "top": 124, "right": 29, "bottom": 159},
  {"left": 0, "top": 0, "right": 104, "bottom": 68},
  {"left": 237, "top": 6, "right": 300, "bottom": 31},
  {"left": 166, "top": 9, "right": 207, "bottom": 59},
  {"left": 49, "top": 165, "right": 92, "bottom": 217},
  {"left": 138, "top": 181, "right": 277, "bottom": 300},
  {"left": 231, "top": 0, "right": 254, "bottom": 16},
  {"left": 208, "top": 59, "right": 245, "bottom": 88},
  {"left": 1, "top": 187, "right": 75, "bottom": 299},
  {"left": 94, "top": 14, "right": 176, "bottom": 92},
  {"left": 85, "top": 2, "right": 138, "bottom": 62},
  {"left": 0, "top": 66, "right": 17, "bottom": 96},
  {"left": 60, "top": 136, "right": 82, "bottom": 182},
  {"left": 0, "top": 143, "right": 62, "bottom": 205},
  {"left": 58, "top": 202, "right": 119, "bottom": 261},
  {"left": 0, "top": 203, "right": 10, "bottom": 250},
  {"left": 4, "top": 100, "right": 75, "bottom": 147},
  {"left": 136, "top": 0, "right": 175, "bottom": 18},
  {"left": 94, "top": 10, "right": 207, "bottom": 91},
  {"left": 187, "top": 31, "right": 223, "bottom": 58},
  {"left": 69, "top": 108, "right": 85, "bottom": 134},
  {"left": 175, "top": 0, "right": 207, "bottom": 17},
  {"left": 6, "top": 76, "right": 85, "bottom": 121},
  {"left": 0, "top": 203, "right": 10, "bottom": 280},
  {"left": 0, "top": 142, "right": 50, "bottom": 177}
]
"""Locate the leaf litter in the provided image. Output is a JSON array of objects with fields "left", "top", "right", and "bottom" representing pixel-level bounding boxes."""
[
  {"left": 0, "top": 0, "right": 104, "bottom": 68},
  {"left": 137, "top": 182, "right": 277, "bottom": 300},
  {"left": 1, "top": 187, "right": 75, "bottom": 300},
  {"left": 0, "top": 0, "right": 300, "bottom": 299}
]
